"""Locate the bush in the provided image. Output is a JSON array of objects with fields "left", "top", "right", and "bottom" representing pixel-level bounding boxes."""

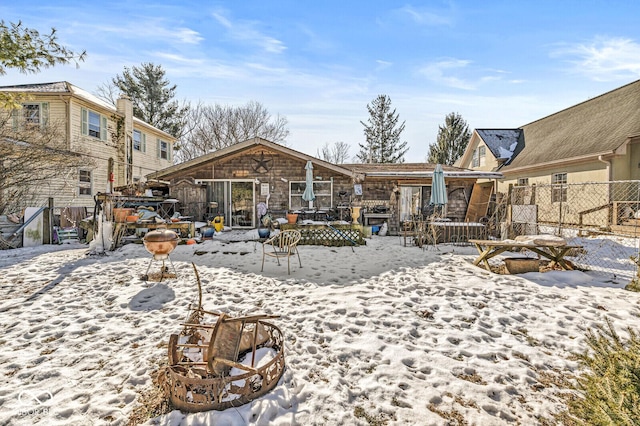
[{"left": 566, "top": 319, "right": 640, "bottom": 425}]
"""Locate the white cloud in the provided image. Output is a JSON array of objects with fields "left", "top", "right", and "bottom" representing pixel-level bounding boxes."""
[
  {"left": 212, "top": 10, "right": 286, "bottom": 54},
  {"left": 397, "top": 5, "right": 452, "bottom": 26},
  {"left": 418, "top": 58, "right": 476, "bottom": 90},
  {"left": 551, "top": 36, "right": 640, "bottom": 81},
  {"left": 418, "top": 59, "right": 509, "bottom": 90},
  {"left": 375, "top": 60, "right": 393, "bottom": 71}
]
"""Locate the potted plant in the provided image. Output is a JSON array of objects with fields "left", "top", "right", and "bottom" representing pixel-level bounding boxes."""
[{"left": 286, "top": 210, "right": 299, "bottom": 224}]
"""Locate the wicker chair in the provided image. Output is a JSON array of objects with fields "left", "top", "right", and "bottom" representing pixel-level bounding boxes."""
[{"left": 261, "top": 230, "right": 302, "bottom": 274}]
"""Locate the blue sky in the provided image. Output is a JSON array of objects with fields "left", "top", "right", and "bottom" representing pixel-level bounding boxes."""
[{"left": 3, "top": 1, "right": 640, "bottom": 162}]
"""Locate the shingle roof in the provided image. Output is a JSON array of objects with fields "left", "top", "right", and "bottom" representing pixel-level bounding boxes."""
[
  {"left": 503, "top": 79, "right": 640, "bottom": 170},
  {"left": 475, "top": 129, "right": 524, "bottom": 164},
  {"left": 0, "top": 81, "right": 70, "bottom": 93}
]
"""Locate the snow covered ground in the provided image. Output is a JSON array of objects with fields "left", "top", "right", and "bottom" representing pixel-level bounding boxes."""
[{"left": 0, "top": 232, "right": 638, "bottom": 425}]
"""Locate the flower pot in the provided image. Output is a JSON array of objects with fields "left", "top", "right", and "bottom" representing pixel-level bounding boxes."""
[
  {"left": 113, "top": 208, "right": 134, "bottom": 223},
  {"left": 286, "top": 213, "right": 298, "bottom": 224}
]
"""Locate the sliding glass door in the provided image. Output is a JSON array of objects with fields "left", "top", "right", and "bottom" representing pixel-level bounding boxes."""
[{"left": 205, "top": 180, "right": 255, "bottom": 228}]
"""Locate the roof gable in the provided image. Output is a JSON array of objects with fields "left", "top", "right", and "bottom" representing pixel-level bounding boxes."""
[{"left": 149, "top": 137, "right": 358, "bottom": 179}]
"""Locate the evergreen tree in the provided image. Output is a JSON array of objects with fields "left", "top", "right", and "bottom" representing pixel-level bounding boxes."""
[
  {"left": 427, "top": 112, "right": 471, "bottom": 165},
  {"left": 111, "top": 63, "right": 188, "bottom": 138},
  {"left": 0, "top": 20, "right": 85, "bottom": 108},
  {"left": 357, "top": 95, "right": 408, "bottom": 163}
]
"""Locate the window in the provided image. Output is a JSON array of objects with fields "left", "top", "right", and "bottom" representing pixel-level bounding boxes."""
[
  {"left": 471, "top": 145, "right": 486, "bottom": 167},
  {"left": 133, "top": 130, "right": 146, "bottom": 152},
  {"left": 157, "top": 139, "right": 170, "bottom": 160},
  {"left": 551, "top": 173, "right": 567, "bottom": 203},
  {"left": 81, "top": 108, "right": 107, "bottom": 140},
  {"left": 290, "top": 181, "right": 333, "bottom": 210},
  {"left": 79, "top": 169, "right": 92, "bottom": 196},
  {"left": 517, "top": 178, "right": 529, "bottom": 186},
  {"left": 12, "top": 102, "right": 49, "bottom": 129}
]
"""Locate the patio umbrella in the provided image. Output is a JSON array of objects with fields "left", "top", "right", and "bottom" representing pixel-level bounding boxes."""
[
  {"left": 429, "top": 163, "right": 448, "bottom": 212},
  {"left": 302, "top": 161, "right": 316, "bottom": 203}
]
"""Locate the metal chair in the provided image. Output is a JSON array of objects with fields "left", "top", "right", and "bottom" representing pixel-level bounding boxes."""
[{"left": 261, "top": 230, "right": 302, "bottom": 274}]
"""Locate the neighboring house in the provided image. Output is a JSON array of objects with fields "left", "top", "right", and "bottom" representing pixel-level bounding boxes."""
[
  {"left": 0, "top": 81, "right": 176, "bottom": 211},
  {"left": 457, "top": 79, "right": 640, "bottom": 230},
  {"left": 147, "top": 138, "right": 501, "bottom": 235},
  {"left": 458, "top": 79, "right": 640, "bottom": 190}
]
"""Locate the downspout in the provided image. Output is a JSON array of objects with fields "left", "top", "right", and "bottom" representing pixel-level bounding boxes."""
[
  {"left": 598, "top": 155, "right": 612, "bottom": 182},
  {"left": 59, "top": 95, "right": 71, "bottom": 149},
  {"left": 598, "top": 155, "right": 613, "bottom": 227}
]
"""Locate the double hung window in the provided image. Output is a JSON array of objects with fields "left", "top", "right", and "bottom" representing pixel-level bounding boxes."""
[{"left": 81, "top": 108, "right": 107, "bottom": 140}]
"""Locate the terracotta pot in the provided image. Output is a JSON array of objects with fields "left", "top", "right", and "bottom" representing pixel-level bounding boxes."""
[
  {"left": 113, "top": 208, "right": 134, "bottom": 223},
  {"left": 286, "top": 213, "right": 298, "bottom": 224},
  {"left": 126, "top": 215, "right": 139, "bottom": 223}
]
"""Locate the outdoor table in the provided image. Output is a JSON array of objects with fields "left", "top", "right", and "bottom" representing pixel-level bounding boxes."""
[{"left": 469, "top": 239, "right": 582, "bottom": 272}]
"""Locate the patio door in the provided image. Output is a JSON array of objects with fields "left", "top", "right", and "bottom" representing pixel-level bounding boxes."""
[
  {"left": 206, "top": 180, "right": 255, "bottom": 228},
  {"left": 399, "top": 186, "right": 421, "bottom": 222}
]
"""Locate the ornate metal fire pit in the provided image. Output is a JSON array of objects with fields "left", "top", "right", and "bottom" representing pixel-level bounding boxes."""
[{"left": 160, "top": 266, "right": 286, "bottom": 411}]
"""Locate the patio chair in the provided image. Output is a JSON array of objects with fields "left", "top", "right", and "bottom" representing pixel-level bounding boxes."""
[{"left": 261, "top": 229, "right": 302, "bottom": 274}]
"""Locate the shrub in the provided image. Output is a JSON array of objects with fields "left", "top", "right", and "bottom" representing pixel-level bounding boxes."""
[{"left": 566, "top": 318, "right": 640, "bottom": 425}]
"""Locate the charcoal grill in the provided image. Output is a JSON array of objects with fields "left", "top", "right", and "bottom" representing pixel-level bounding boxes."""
[{"left": 141, "top": 228, "right": 180, "bottom": 281}]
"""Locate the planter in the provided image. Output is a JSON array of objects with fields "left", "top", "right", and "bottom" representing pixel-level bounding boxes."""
[
  {"left": 201, "top": 226, "right": 215, "bottom": 239},
  {"left": 113, "top": 208, "right": 134, "bottom": 223},
  {"left": 258, "top": 228, "right": 270, "bottom": 238},
  {"left": 287, "top": 213, "right": 299, "bottom": 224}
]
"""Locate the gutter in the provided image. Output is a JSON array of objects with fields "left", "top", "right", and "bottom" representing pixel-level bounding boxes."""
[
  {"left": 502, "top": 151, "right": 615, "bottom": 174},
  {"left": 363, "top": 171, "right": 504, "bottom": 179}
]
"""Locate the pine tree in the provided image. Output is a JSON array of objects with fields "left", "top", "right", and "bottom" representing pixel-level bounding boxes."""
[
  {"left": 111, "top": 63, "right": 188, "bottom": 138},
  {"left": 0, "top": 20, "right": 85, "bottom": 108},
  {"left": 427, "top": 112, "right": 471, "bottom": 165},
  {"left": 357, "top": 95, "right": 408, "bottom": 163}
]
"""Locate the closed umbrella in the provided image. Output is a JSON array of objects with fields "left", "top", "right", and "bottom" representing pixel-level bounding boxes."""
[
  {"left": 429, "top": 164, "right": 447, "bottom": 215},
  {"left": 302, "top": 161, "right": 316, "bottom": 205}
]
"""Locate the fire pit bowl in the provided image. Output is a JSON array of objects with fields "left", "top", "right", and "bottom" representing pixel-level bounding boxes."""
[{"left": 143, "top": 228, "right": 180, "bottom": 260}]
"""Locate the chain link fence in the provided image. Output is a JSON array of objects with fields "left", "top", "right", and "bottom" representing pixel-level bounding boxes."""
[{"left": 500, "top": 181, "right": 640, "bottom": 280}]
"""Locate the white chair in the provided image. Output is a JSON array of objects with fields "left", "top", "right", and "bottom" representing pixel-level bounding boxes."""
[{"left": 261, "top": 230, "right": 302, "bottom": 274}]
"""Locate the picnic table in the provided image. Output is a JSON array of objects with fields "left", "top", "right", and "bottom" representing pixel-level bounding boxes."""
[{"left": 469, "top": 237, "right": 582, "bottom": 272}]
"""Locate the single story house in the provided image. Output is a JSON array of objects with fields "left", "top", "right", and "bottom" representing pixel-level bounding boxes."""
[{"left": 147, "top": 138, "right": 502, "bottom": 235}]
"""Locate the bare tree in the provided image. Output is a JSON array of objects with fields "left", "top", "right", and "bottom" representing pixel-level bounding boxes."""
[
  {"left": 177, "top": 101, "right": 289, "bottom": 162},
  {"left": 94, "top": 81, "right": 119, "bottom": 106},
  {"left": 0, "top": 112, "right": 92, "bottom": 215},
  {"left": 0, "top": 20, "right": 89, "bottom": 215},
  {"left": 317, "top": 141, "right": 350, "bottom": 164}
]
